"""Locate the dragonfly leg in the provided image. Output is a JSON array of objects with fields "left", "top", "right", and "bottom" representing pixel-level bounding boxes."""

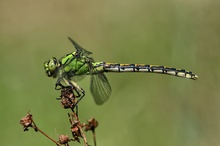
[
  {"left": 55, "top": 77, "right": 65, "bottom": 90},
  {"left": 63, "top": 78, "right": 86, "bottom": 107},
  {"left": 74, "top": 87, "right": 82, "bottom": 98},
  {"left": 75, "top": 104, "right": 78, "bottom": 117},
  {"left": 74, "top": 90, "right": 85, "bottom": 107}
]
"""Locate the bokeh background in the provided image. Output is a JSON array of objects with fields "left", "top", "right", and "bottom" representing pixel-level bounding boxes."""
[{"left": 1, "top": 0, "right": 219, "bottom": 146}]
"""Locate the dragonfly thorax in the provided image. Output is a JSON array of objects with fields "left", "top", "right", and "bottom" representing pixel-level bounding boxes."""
[
  {"left": 44, "top": 57, "right": 61, "bottom": 78},
  {"left": 61, "top": 54, "right": 91, "bottom": 76}
]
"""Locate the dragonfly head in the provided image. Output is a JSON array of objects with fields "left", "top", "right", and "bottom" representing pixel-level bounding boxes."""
[{"left": 44, "top": 57, "right": 60, "bottom": 78}]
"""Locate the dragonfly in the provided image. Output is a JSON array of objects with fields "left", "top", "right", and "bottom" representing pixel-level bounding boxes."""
[{"left": 44, "top": 37, "right": 198, "bottom": 105}]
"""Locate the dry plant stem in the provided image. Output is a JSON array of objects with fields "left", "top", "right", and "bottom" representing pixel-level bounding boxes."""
[
  {"left": 35, "top": 127, "right": 62, "bottom": 146},
  {"left": 32, "top": 122, "right": 62, "bottom": 146},
  {"left": 20, "top": 113, "right": 62, "bottom": 146},
  {"left": 72, "top": 113, "right": 89, "bottom": 146},
  {"left": 92, "top": 130, "right": 97, "bottom": 146},
  {"left": 84, "top": 117, "right": 98, "bottom": 146},
  {"left": 20, "top": 85, "right": 99, "bottom": 146},
  {"left": 79, "top": 126, "right": 89, "bottom": 146}
]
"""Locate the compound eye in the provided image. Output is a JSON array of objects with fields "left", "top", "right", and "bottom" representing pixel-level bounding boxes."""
[
  {"left": 49, "top": 61, "right": 55, "bottom": 71},
  {"left": 44, "top": 57, "right": 59, "bottom": 77},
  {"left": 48, "top": 58, "right": 57, "bottom": 72}
]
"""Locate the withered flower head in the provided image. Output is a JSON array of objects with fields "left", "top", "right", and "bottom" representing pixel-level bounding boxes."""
[
  {"left": 84, "top": 117, "right": 98, "bottom": 132},
  {"left": 19, "top": 112, "right": 33, "bottom": 131}
]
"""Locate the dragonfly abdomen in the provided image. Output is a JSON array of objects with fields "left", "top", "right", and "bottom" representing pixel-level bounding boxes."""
[{"left": 103, "top": 63, "right": 198, "bottom": 80}]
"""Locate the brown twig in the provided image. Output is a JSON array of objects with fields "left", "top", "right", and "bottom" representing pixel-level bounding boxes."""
[
  {"left": 19, "top": 112, "right": 62, "bottom": 146},
  {"left": 68, "top": 113, "right": 89, "bottom": 146},
  {"left": 35, "top": 126, "right": 62, "bottom": 146},
  {"left": 20, "top": 85, "right": 99, "bottom": 146},
  {"left": 84, "top": 117, "right": 98, "bottom": 146}
]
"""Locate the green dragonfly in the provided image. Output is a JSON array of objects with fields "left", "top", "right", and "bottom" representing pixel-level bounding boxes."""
[{"left": 44, "top": 37, "right": 198, "bottom": 105}]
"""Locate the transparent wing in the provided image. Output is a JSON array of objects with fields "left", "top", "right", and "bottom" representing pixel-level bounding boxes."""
[
  {"left": 68, "top": 37, "right": 92, "bottom": 56},
  {"left": 67, "top": 37, "right": 111, "bottom": 104},
  {"left": 71, "top": 75, "right": 86, "bottom": 82},
  {"left": 90, "top": 73, "right": 112, "bottom": 105}
]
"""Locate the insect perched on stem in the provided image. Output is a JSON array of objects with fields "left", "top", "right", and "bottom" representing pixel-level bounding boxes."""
[{"left": 44, "top": 37, "right": 198, "bottom": 105}]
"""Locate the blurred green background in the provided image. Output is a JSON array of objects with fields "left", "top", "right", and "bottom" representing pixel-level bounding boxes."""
[{"left": 1, "top": 0, "right": 219, "bottom": 145}]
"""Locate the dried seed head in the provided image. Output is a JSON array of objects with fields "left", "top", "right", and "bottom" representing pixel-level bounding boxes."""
[
  {"left": 61, "top": 97, "right": 75, "bottom": 109},
  {"left": 60, "top": 86, "right": 74, "bottom": 98},
  {"left": 58, "top": 134, "right": 70, "bottom": 144},
  {"left": 58, "top": 86, "right": 76, "bottom": 110},
  {"left": 69, "top": 118, "right": 82, "bottom": 143},
  {"left": 84, "top": 117, "right": 98, "bottom": 132},
  {"left": 19, "top": 112, "right": 33, "bottom": 131},
  {"left": 71, "top": 124, "right": 82, "bottom": 140}
]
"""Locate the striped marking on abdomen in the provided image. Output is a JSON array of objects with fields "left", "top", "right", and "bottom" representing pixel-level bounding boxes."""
[{"left": 103, "top": 63, "right": 198, "bottom": 80}]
